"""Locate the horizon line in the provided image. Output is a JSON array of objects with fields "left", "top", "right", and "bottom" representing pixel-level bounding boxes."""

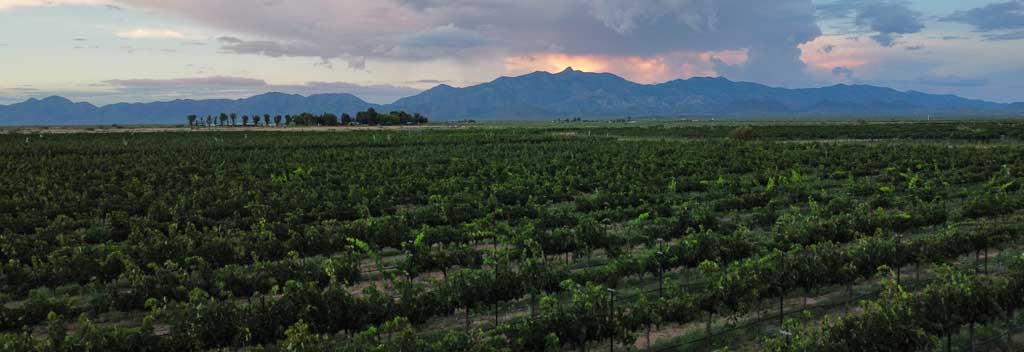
[{"left": 1, "top": 68, "right": 1019, "bottom": 107}]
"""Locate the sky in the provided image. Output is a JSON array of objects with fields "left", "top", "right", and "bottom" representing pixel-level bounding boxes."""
[{"left": 1, "top": 0, "right": 1023, "bottom": 105}]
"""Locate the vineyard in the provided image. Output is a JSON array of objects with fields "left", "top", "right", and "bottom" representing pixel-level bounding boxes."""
[{"left": 2, "top": 121, "right": 1024, "bottom": 351}]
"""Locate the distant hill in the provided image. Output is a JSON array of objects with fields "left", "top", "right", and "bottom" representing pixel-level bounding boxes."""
[
  {"left": 2, "top": 68, "right": 1023, "bottom": 125},
  {"left": 0, "top": 92, "right": 380, "bottom": 125},
  {"left": 389, "top": 68, "right": 1020, "bottom": 119}
]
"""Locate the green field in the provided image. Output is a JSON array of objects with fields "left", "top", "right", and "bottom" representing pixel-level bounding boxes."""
[{"left": 2, "top": 121, "right": 1024, "bottom": 351}]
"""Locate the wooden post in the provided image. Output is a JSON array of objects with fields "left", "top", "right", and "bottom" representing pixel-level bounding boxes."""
[
  {"left": 646, "top": 325, "right": 651, "bottom": 350},
  {"left": 976, "top": 248, "right": 981, "bottom": 274},
  {"left": 1007, "top": 310, "right": 1013, "bottom": 350},
  {"left": 946, "top": 330, "right": 952, "bottom": 352},
  {"left": 779, "top": 293, "right": 785, "bottom": 328},
  {"left": 657, "top": 266, "right": 664, "bottom": 298},
  {"left": 608, "top": 288, "right": 616, "bottom": 352},
  {"left": 705, "top": 312, "right": 712, "bottom": 352},
  {"left": 779, "top": 254, "right": 786, "bottom": 328},
  {"left": 984, "top": 247, "right": 989, "bottom": 275},
  {"left": 970, "top": 322, "right": 976, "bottom": 352},
  {"left": 896, "top": 234, "right": 902, "bottom": 286}
]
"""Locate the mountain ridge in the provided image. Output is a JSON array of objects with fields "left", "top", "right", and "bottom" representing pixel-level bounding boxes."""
[{"left": 2, "top": 68, "right": 1022, "bottom": 125}]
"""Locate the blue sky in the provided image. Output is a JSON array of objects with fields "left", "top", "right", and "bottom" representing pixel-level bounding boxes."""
[{"left": 1, "top": 0, "right": 1022, "bottom": 105}]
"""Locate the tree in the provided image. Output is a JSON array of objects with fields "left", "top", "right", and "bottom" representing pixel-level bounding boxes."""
[
  {"left": 230, "top": 113, "right": 237, "bottom": 126},
  {"left": 242, "top": 115, "right": 249, "bottom": 126},
  {"left": 219, "top": 114, "right": 228, "bottom": 126},
  {"left": 285, "top": 115, "right": 292, "bottom": 126},
  {"left": 274, "top": 115, "right": 282, "bottom": 127},
  {"left": 187, "top": 114, "right": 197, "bottom": 127},
  {"left": 730, "top": 126, "right": 754, "bottom": 141},
  {"left": 254, "top": 115, "right": 261, "bottom": 126},
  {"left": 341, "top": 113, "right": 352, "bottom": 125},
  {"left": 223, "top": 113, "right": 231, "bottom": 127},
  {"left": 264, "top": 114, "right": 271, "bottom": 127},
  {"left": 323, "top": 113, "right": 339, "bottom": 126},
  {"left": 206, "top": 115, "right": 212, "bottom": 127}
]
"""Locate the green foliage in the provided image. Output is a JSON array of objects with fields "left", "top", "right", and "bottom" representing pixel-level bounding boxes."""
[{"left": 2, "top": 124, "right": 1024, "bottom": 351}]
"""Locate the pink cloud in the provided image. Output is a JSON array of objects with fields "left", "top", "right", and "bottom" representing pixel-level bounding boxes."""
[
  {"left": 799, "top": 36, "right": 873, "bottom": 75},
  {"left": 504, "top": 50, "right": 749, "bottom": 83}
]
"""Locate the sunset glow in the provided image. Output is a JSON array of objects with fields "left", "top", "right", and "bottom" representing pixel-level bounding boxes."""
[
  {"left": 504, "top": 50, "right": 750, "bottom": 84},
  {"left": 0, "top": 0, "right": 1022, "bottom": 104},
  {"left": 799, "top": 36, "right": 873, "bottom": 73}
]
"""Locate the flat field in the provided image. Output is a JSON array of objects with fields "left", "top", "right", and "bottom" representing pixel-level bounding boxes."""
[{"left": 2, "top": 121, "right": 1024, "bottom": 351}]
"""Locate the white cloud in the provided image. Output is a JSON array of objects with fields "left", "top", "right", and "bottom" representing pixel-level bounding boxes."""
[
  {"left": 0, "top": 0, "right": 109, "bottom": 11},
  {"left": 115, "top": 28, "right": 187, "bottom": 39}
]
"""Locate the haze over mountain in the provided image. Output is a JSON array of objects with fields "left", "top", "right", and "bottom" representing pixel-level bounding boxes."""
[{"left": 2, "top": 68, "right": 1022, "bottom": 125}]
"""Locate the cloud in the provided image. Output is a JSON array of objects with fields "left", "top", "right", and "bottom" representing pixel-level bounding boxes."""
[
  {"left": 982, "top": 31, "right": 1024, "bottom": 40},
  {"left": 817, "top": 1, "right": 925, "bottom": 47},
  {"left": 585, "top": 0, "right": 720, "bottom": 35},
  {"left": 398, "top": 23, "right": 485, "bottom": 49},
  {"left": 0, "top": 0, "right": 109, "bottom": 11},
  {"left": 216, "top": 36, "right": 242, "bottom": 44},
  {"left": 940, "top": 2, "right": 1024, "bottom": 42},
  {"left": 832, "top": 66, "right": 854, "bottom": 78},
  {"left": 870, "top": 33, "right": 897, "bottom": 47},
  {"left": 942, "top": 1, "right": 1024, "bottom": 31},
  {"left": 899, "top": 75, "right": 990, "bottom": 88},
  {"left": 904, "top": 45, "right": 924, "bottom": 51},
  {"left": 99, "top": 76, "right": 421, "bottom": 104},
  {"left": 106, "top": 0, "right": 822, "bottom": 86},
  {"left": 104, "top": 76, "right": 265, "bottom": 88},
  {"left": 116, "top": 28, "right": 186, "bottom": 39},
  {"left": 856, "top": 2, "right": 924, "bottom": 46},
  {"left": 412, "top": 79, "right": 449, "bottom": 84},
  {"left": 503, "top": 50, "right": 748, "bottom": 84}
]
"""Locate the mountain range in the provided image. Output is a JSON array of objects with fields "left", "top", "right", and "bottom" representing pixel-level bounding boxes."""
[{"left": 2, "top": 67, "right": 1022, "bottom": 125}]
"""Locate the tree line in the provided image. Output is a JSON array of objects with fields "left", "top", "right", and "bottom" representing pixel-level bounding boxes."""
[{"left": 186, "top": 108, "right": 428, "bottom": 127}]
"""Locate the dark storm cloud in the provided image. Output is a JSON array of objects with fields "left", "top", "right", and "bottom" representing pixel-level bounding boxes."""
[
  {"left": 942, "top": 1, "right": 1024, "bottom": 31},
  {"left": 113, "top": 0, "right": 823, "bottom": 86},
  {"left": 856, "top": 2, "right": 924, "bottom": 46},
  {"left": 817, "top": 0, "right": 925, "bottom": 47},
  {"left": 855, "top": 2, "right": 923, "bottom": 36}
]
